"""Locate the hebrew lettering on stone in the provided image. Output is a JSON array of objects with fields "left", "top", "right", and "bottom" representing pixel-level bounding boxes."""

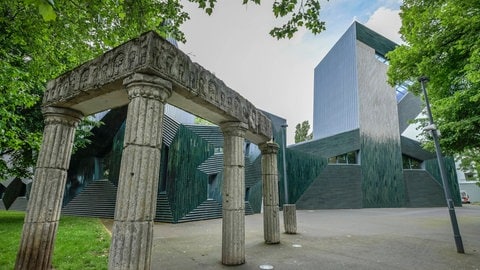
[{"left": 43, "top": 31, "right": 272, "bottom": 141}]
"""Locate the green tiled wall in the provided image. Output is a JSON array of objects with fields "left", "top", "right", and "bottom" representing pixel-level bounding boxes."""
[
  {"left": 424, "top": 157, "right": 461, "bottom": 206},
  {"left": 360, "top": 136, "right": 405, "bottom": 207}
]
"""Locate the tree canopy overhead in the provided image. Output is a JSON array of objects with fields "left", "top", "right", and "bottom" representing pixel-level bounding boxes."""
[
  {"left": 0, "top": 0, "right": 327, "bottom": 181},
  {"left": 387, "top": 0, "right": 480, "bottom": 175}
]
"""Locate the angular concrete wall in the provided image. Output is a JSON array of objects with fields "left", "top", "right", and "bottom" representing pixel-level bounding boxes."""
[
  {"left": 313, "top": 23, "right": 359, "bottom": 139},
  {"left": 404, "top": 170, "right": 445, "bottom": 207},
  {"left": 356, "top": 39, "right": 405, "bottom": 208},
  {"left": 296, "top": 165, "right": 363, "bottom": 209}
]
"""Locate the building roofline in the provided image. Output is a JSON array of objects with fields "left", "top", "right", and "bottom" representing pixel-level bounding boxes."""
[{"left": 354, "top": 21, "right": 398, "bottom": 57}]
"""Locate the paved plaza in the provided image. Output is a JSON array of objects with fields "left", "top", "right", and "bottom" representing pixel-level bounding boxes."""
[{"left": 102, "top": 205, "right": 480, "bottom": 269}]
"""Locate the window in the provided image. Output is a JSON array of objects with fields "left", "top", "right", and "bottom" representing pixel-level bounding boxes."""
[
  {"left": 391, "top": 77, "right": 413, "bottom": 103},
  {"left": 374, "top": 52, "right": 389, "bottom": 64},
  {"left": 208, "top": 174, "right": 218, "bottom": 199},
  {"left": 328, "top": 151, "right": 359, "bottom": 165},
  {"left": 402, "top": 155, "right": 422, "bottom": 169},
  {"left": 465, "top": 172, "right": 477, "bottom": 181},
  {"left": 395, "top": 83, "right": 409, "bottom": 102}
]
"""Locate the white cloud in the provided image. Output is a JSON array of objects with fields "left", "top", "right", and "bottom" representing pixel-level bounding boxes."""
[
  {"left": 364, "top": 7, "right": 403, "bottom": 44},
  {"left": 180, "top": 1, "right": 322, "bottom": 144},
  {"left": 179, "top": 1, "right": 403, "bottom": 144}
]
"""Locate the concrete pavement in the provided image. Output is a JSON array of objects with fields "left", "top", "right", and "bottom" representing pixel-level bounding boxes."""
[{"left": 107, "top": 206, "right": 480, "bottom": 269}]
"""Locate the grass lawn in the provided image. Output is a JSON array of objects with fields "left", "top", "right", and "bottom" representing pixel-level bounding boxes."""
[{"left": 0, "top": 211, "right": 111, "bottom": 270}]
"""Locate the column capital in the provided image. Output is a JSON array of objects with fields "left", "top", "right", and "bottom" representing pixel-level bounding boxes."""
[
  {"left": 123, "top": 73, "right": 172, "bottom": 102},
  {"left": 220, "top": 121, "right": 248, "bottom": 137},
  {"left": 259, "top": 141, "right": 279, "bottom": 155},
  {"left": 41, "top": 106, "right": 83, "bottom": 127}
]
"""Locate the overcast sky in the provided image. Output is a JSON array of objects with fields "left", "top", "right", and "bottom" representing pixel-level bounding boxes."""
[{"left": 179, "top": 0, "right": 403, "bottom": 145}]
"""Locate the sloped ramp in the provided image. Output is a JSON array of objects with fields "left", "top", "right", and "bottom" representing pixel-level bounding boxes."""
[
  {"left": 197, "top": 153, "right": 223, "bottom": 175},
  {"left": 296, "top": 165, "right": 363, "bottom": 209},
  {"left": 9, "top": 197, "right": 28, "bottom": 211},
  {"left": 155, "top": 192, "right": 174, "bottom": 223},
  {"left": 178, "top": 199, "right": 222, "bottom": 223},
  {"left": 404, "top": 170, "right": 446, "bottom": 207},
  {"left": 62, "top": 180, "right": 117, "bottom": 218},
  {"left": 245, "top": 201, "right": 254, "bottom": 215}
]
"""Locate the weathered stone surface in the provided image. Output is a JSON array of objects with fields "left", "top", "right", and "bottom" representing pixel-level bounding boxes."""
[
  {"left": 262, "top": 174, "right": 280, "bottom": 206},
  {"left": 114, "top": 146, "right": 161, "bottom": 221},
  {"left": 260, "top": 142, "right": 280, "bottom": 244},
  {"left": 15, "top": 107, "right": 82, "bottom": 270},
  {"left": 220, "top": 122, "right": 247, "bottom": 265},
  {"left": 109, "top": 74, "right": 171, "bottom": 269},
  {"left": 24, "top": 31, "right": 274, "bottom": 270},
  {"left": 122, "top": 73, "right": 171, "bottom": 148},
  {"left": 263, "top": 205, "right": 280, "bottom": 244},
  {"left": 221, "top": 209, "right": 245, "bottom": 265},
  {"left": 222, "top": 167, "right": 246, "bottom": 210},
  {"left": 283, "top": 204, "right": 297, "bottom": 234},
  {"left": 24, "top": 168, "right": 67, "bottom": 223},
  {"left": 36, "top": 107, "right": 83, "bottom": 169},
  {"left": 109, "top": 221, "right": 154, "bottom": 270},
  {"left": 43, "top": 31, "right": 272, "bottom": 143},
  {"left": 15, "top": 221, "right": 58, "bottom": 270}
]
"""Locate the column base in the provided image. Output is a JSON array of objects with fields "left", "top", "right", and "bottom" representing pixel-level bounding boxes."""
[
  {"left": 15, "top": 221, "right": 58, "bottom": 270},
  {"left": 222, "top": 209, "right": 245, "bottom": 265},
  {"left": 109, "top": 221, "right": 154, "bottom": 269},
  {"left": 263, "top": 205, "right": 280, "bottom": 244},
  {"left": 283, "top": 204, "right": 297, "bottom": 234}
]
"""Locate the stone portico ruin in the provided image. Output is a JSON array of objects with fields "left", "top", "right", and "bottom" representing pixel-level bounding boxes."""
[{"left": 15, "top": 31, "right": 281, "bottom": 269}]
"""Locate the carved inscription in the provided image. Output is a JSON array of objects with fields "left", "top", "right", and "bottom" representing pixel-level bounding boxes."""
[
  {"left": 113, "top": 52, "right": 125, "bottom": 76},
  {"left": 149, "top": 37, "right": 259, "bottom": 121},
  {"left": 43, "top": 31, "right": 272, "bottom": 140},
  {"left": 44, "top": 34, "right": 151, "bottom": 104},
  {"left": 79, "top": 68, "right": 90, "bottom": 89}
]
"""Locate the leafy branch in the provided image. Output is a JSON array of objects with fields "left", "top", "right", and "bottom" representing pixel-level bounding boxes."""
[{"left": 270, "top": 0, "right": 325, "bottom": 39}]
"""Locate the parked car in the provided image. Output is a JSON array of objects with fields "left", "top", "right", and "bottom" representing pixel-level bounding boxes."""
[{"left": 461, "top": 191, "right": 470, "bottom": 204}]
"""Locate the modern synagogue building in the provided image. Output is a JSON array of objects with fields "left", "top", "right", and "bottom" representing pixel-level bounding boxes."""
[
  {"left": 0, "top": 22, "right": 461, "bottom": 217},
  {"left": 58, "top": 105, "right": 291, "bottom": 223},
  {"left": 289, "top": 22, "right": 461, "bottom": 209}
]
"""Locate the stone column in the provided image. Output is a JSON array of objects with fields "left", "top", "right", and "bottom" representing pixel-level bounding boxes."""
[
  {"left": 283, "top": 204, "right": 297, "bottom": 234},
  {"left": 220, "top": 121, "right": 248, "bottom": 265},
  {"left": 259, "top": 142, "right": 280, "bottom": 244},
  {"left": 15, "top": 107, "right": 83, "bottom": 270},
  {"left": 108, "top": 73, "right": 171, "bottom": 270}
]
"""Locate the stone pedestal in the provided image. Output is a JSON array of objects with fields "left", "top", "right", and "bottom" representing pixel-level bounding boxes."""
[
  {"left": 259, "top": 142, "right": 280, "bottom": 244},
  {"left": 15, "top": 107, "right": 83, "bottom": 270},
  {"left": 220, "top": 122, "right": 248, "bottom": 265},
  {"left": 108, "top": 73, "right": 171, "bottom": 270},
  {"left": 283, "top": 204, "right": 297, "bottom": 234}
]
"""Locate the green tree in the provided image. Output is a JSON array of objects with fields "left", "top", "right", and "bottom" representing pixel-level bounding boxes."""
[
  {"left": 1, "top": 0, "right": 327, "bottom": 181},
  {"left": 294, "top": 120, "right": 313, "bottom": 143},
  {"left": 456, "top": 149, "right": 479, "bottom": 183},
  {"left": 1, "top": 0, "right": 164, "bottom": 181},
  {"left": 194, "top": 117, "right": 215, "bottom": 126},
  {"left": 387, "top": 0, "right": 480, "bottom": 181}
]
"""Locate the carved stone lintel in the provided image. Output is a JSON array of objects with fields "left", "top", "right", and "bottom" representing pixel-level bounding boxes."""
[{"left": 42, "top": 31, "right": 273, "bottom": 142}]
